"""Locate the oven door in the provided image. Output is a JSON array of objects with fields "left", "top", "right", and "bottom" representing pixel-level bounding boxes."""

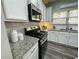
[
  {"left": 38, "top": 39, "right": 48, "bottom": 59},
  {"left": 41, "top": 40, "right": 48, "bottom": 59},
  {"left": 40, "top": 40, "right": 48, "bottom": 59}
]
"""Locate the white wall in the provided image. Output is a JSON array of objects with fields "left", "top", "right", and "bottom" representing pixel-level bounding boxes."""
[{"left": 1, "top": 6, "right": 13, "bottom": 59}]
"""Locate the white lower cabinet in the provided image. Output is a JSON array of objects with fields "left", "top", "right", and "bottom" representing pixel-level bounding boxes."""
[
  {"left": 58, "top": 32, "right": 69, "bottom": 45},
  {"left": 48, "top": 31, "right": 58, "bottom": 43},
  {"left": 23, "top": 42, "right": 38, "bottom": 59},
  {"left": 48, "top": 31, "right": 78, "bottom": 48},
  {"left": 68, "top": 33, "right": 78, "bottom": 47},
  {"left": 28, "top": 46, "right": 38, "bottom": 59}
]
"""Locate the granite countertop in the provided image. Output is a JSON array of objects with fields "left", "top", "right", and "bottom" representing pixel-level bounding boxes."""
[
  {"left": 49, "top": 29, "right": 78, "bottom": 33},
  {"left": 10, "top": 36, "right": 39, "bottom": 59}
]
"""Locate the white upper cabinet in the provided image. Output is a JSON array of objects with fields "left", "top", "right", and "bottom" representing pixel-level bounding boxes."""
[
  {"left": 37, "top": 0, "right": 42, "bottom": 10},
  {"left": 46, "top": 7, "right": 52, "bottom": 21},
  {"left": 1, "top": 6, "right": 5, "bottom": 21},
  {"left": 42, "top": 4, "right": 46, "bottom": 21},
  {"left": 30, "top": 0, "right": 38, "bottom": 7},
  {"left": 2, "top": 0, "right": 28, "bottom": 21},
  {"left": 40, "top": 2, "right": 46, "bottom": 21},
  {"left": 23, "top": 43, "right": 38, "bottom": 59}
]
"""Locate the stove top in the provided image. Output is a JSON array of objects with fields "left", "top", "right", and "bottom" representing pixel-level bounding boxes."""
[
  {"left": 25, "top": 31, "right": 47, "bottom": 39},
  {"left": 33, "top": 31, "right": 47, "bottom": 38}
]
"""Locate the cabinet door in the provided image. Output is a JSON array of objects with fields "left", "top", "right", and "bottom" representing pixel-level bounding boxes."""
[
  {"left": 48, "top": 31, "right": 53, "bottom": 41},
  {"left": 43, "top": 6, "right": 46, "bottom": 21},
  {"left": 48, "top": 31, "right": 58, "bottom": 43},
  {"left": 69, "top": 33, "right": 78, "bottom": 47},
  {"left": 23, "top": 43, "right": 38, "bottom": 59},
  {"left": 41, "top": 2, "right": 44, "bottom": 21},
  {"left": 58, "top": 32, "right": 69, "bottom": 45},
  {"left": 28, "top": 46, "right": 38, "bottom": 59},
  {"left": 38, "top": 0, "right": 46, "bottom": 21},
  {"left": 46, "top": 7, "right": 52, "bottom": 21},
  {"left": 2, "top": 0, "right": 28, "bottom": 20},
  {"left": 31, "top": 0, "right": 38, "bottom": 7},
  {"left": 42, "top": 4, "right": 46, "bottom": 21},
  {"left": 37, "top": 0, "right": 42, "bottom": 10}
]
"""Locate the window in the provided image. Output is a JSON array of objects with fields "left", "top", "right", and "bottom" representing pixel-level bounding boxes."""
[
  {"left": 69, "top": 18, "right": 78, "bottom": 24},
  {"left": 53, "top": 18, "right": 66, "bottom": 24},
  {"left": 53, "top": 11, "right": 67, "bottom": 18},
  {"left": 53, "top": 9, "right": 78, "bottom": 30},
  {"left": 69, "top": 10, "right": 78, "bottom": 17},
  {"left": 69, "top": 9, "right": 78, "bottom": 24},
  {"left": 53, "top": 9, "right": 78, "bottom": 24},
  {"left": 53, "top": 11, "right": 67, "bottom": 24}
]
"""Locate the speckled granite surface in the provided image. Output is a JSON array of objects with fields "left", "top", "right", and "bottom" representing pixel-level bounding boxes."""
[
  {"left": 10, "top": 36, "right": 38, "bottom": 59},
  {"left": 49, "top": 29, "right": 78, "bottom": 33}
]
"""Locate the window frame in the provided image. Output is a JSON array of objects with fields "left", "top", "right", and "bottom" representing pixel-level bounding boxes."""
[
  {"left": 53, "top": 9, "right": 78, "bottom": 30},
  {"left": 53, "top": 9, "right": 78, "bottom": 25}
]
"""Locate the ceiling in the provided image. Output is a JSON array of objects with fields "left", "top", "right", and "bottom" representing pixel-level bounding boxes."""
[
  {"left": 43, "top": 0, "right": 56, "bottom": 5},
  {"left": 43, "top": 0, "right": 78, "bottom": 6},
  {"left": 47, "top": 0, "right": 56, "bottom": 3}
]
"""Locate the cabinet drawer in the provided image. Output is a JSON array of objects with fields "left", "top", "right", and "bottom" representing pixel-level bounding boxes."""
[{"left": 23, "top": 42, "right": 38, "bottom": 59}]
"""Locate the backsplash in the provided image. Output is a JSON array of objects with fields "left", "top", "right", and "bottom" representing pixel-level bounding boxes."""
[
  {"left": 5, "top": 22, "right": 38, "bottom": 29},
  {"left": 5, "top": 22, "right": 38, "bottom": 42}
]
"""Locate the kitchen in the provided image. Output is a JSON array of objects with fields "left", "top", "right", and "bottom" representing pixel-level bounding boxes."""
[{"left": 1, "top": 0, "right": 78, "bottom": 59}]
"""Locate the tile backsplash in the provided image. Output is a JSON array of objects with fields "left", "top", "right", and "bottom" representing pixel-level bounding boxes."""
[{"left": 5, "top": 22, "right": 40, "bottom": 42}]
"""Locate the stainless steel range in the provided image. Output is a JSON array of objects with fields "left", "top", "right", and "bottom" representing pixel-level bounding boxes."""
[{"left": 24, "top": 27, "right": 48, "bottom": 59}]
